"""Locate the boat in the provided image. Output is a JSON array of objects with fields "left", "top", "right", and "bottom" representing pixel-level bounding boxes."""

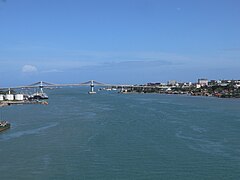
[
  {"left": 29, "top": 92, "right": 49, "bottom": 100},
  {"left": 0, "top": 121, "right": 10, "bottom": 132}
]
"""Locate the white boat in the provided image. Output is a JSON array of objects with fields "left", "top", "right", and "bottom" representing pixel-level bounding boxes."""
[{"left": 29, "top": 92, "right": 48, "bottom": 100}]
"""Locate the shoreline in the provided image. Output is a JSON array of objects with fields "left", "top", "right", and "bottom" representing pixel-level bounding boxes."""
[
  {"left": 0, "top": 100, "right": 48, "bottom": 107},
  {"left": 118, "top": 91, "right": 240, "bottom": 99}
]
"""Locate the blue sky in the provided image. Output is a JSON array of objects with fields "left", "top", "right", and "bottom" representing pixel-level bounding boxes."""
[{"left": 0, "top": 0, "right": 240, "bottom": 86}]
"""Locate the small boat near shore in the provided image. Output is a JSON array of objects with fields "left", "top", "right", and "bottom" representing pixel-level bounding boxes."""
[
  {"left": 28, "top": 92, "right": 49, "bottom": 100},
  {"left": 0, "top": 121, "right": 10, "bottom": 132}
]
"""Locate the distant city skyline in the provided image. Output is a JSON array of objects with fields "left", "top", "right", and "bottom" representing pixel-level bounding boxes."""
[{"left": 0, "top": 0, "right": 240, "bottom": 86}]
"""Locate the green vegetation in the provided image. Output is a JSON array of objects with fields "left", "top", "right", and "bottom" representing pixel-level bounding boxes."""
[{"left": 120, "top": 80, "right": 240, "bottom": 98}]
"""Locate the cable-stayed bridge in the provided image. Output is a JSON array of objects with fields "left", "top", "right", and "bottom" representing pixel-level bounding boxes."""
[{"left": 0, "top": 80, "right": 134, "bottom": 94}]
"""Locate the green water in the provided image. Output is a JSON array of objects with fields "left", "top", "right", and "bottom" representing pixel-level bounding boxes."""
[{"left": 0, "top": 88, "right": 240, "bottom": 179}]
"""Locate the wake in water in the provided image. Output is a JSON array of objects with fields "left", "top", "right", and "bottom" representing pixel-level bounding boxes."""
[{"left": 0, "top": 122, "right": 58, "bottom": 141}]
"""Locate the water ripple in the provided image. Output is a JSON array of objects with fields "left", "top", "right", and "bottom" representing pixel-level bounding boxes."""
[{"left": 175, "top": 130, "right": 235, "bottom": 159}]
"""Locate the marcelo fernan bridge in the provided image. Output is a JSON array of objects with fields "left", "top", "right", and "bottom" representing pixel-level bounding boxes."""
[{"left": 0, "top": 80, "right": 134, "bottom": 94}]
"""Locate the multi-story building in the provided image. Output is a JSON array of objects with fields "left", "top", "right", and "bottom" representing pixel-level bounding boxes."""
[
  {"left": 198, "top": 79, "right": 208, "bottom": 86},
  {"left": 168, "top": 80, "right": 177, "bottom": 86}
]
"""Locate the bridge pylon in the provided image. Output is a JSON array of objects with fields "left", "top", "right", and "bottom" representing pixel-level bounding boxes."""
[{"left": 88, "top": 80, "right": 96, "bottom": 94}]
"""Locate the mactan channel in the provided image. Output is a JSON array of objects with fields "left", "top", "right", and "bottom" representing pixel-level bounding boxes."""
[{"left": 1, "top": 78, "right": 240, "bottom": 133}]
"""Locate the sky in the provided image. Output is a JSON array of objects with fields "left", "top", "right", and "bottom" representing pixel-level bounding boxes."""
[{"left": 0, "top": 0, "right": 240, "bottom": 86}]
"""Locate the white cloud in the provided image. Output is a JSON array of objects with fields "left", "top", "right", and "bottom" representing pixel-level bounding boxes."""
[{"left": 22, "top": 65, "right": 38, "bottom": 73}]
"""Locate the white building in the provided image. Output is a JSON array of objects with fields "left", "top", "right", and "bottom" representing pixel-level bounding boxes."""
[
  {"left": 198, "top": 79, "right": 208, "bottom": 86},
  {"left": 0, "top": 95, "right": 4, "bottom": 101},
  {"left": 168, "top": 80, "right": 177, "bottom": 86},
  {"left": 196, "top": 84, "right": 201, "bottom": 89}
]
